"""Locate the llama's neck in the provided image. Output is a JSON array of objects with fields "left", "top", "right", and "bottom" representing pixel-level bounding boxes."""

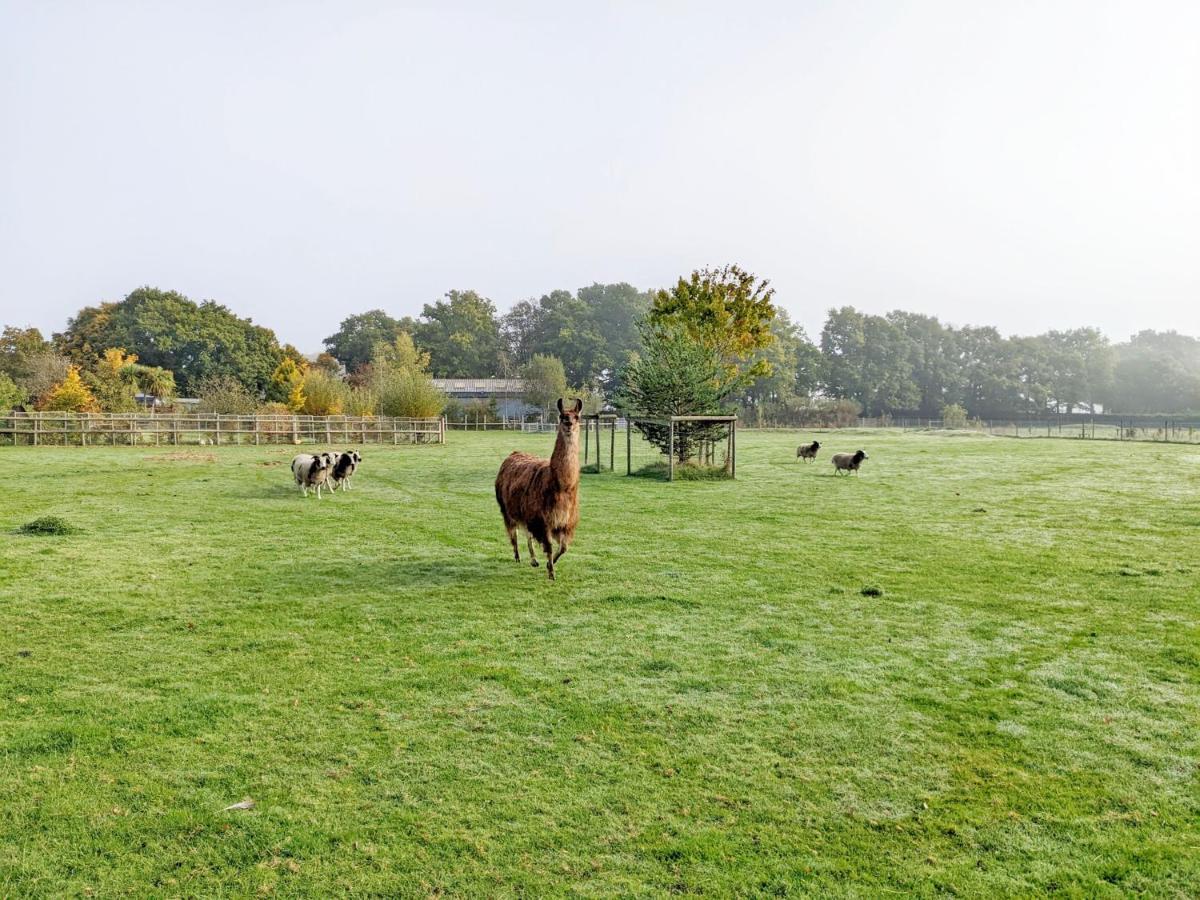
[{"left": 550, "top": 426, "right": 580, "bottom": 487}]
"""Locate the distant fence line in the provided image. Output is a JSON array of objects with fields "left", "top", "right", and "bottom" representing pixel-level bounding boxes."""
[
  {"left": 0, "top": 412, "right": 445, "bottom": 447},
  {"left": 848, "top": 415, "right": 1200, "bottom": 444}
]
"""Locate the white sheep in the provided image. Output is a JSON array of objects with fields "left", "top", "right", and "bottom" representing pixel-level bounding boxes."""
[
  {"left": 291, "top": 452, "right": 333, "bottom": 498},
  {"left": 329, "top": 450, "right": 362, "bottom": 491}
]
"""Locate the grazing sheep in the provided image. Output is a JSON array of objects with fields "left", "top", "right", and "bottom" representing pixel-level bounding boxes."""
[
  {"left": 495, "top": 398, "right": 582, "bottom": 581},
  {"left": 330, "top": 450, "right": 362, "bottom": 491},
  {"left": 291, "top": 452, "right": 333, "bottom": 498},
  {"left": 797, "top": 440, "right": 820, "bottom": 462},
  {"left": 831, "top": 449, "right": 869, "bottom": 475}
]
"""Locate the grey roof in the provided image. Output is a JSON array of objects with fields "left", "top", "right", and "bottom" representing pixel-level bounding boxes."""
[{"left": 432, "top": 378, "right": 526, "bottom": 394}]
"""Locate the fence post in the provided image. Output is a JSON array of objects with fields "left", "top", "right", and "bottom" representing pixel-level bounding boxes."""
[
  {"left": 626, "top": 420, "right": 632, "bottom": 475},
  {"left": 668, "top": 419, "right": 675, "bottom": 482},
  {"left": 731, "top": 420, "right": 736, "bottom": 479}
]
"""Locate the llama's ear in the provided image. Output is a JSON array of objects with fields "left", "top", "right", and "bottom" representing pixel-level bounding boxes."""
[
  {"left": 572, "top": 398, "right": 583, "bottom": 413},
  {"left": 556, "top": 398, "right": 564, "bottom": 414}
]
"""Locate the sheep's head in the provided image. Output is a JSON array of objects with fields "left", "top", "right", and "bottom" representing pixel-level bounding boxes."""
[
  {"left": 854, "top": 450, "right": 868, "bottom": 462},
  {"left": 556, "top": 397, "right": 583, "bottom": 434}
]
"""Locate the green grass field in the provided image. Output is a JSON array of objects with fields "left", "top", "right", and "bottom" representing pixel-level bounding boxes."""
[{"left": 2, "top": 430, "right": 1198, "bottom": 897}]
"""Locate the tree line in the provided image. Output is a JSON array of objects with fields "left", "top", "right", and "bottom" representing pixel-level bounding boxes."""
[{"left": 2, "top": 280, "right": 1198, "bottom": 421}]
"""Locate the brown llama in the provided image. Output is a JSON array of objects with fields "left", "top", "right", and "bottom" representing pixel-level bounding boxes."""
[{"left": 494, "top": 397, "right": 582, "bottom": 580}]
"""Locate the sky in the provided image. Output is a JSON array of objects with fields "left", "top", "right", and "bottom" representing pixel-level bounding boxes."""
[{"left": 1, "top": 0, "right": 1197, "bottom": 353}]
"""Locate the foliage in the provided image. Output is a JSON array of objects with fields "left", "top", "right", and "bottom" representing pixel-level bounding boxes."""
[
  {"left": 269, "top": 356, "right": 307, "bottom": 411},
  {"left": 941, "top": 403, "right": 969, "bottom": 428},
  {"left": 300, "top": 369, "right": 347, "bottom": 416},
  {"left": 647, "top": 264, "right": 777, "bottom": 394},
  {"left": 414, "top": 290, "right": 504, "bottom": 378},
  {"left": 0, "top": 372, "right": 24, "bottom": 410},
  {"left": 86, "top": 348, "right": 140, "bottom": 413},
  {"left": 344, "top": 387, "right": 378, "bottom": 417},
  {"left": 54, "top": 287, "right": 286, "bottom": 396},
  {"left": 17, "top": 351, "right": 71, "bottom": 406},
  {"left": 0, "top": 326, "right": 52, "bottom": 387},
  {"left": 615, "top": 325, "right": 730, "bottom": 462},
  {"left": 375, "top": 367, "right": 446, "bottom": 418},
  {"left": 193, "top": 374, "right": 257, "bottom": 414},
  {"left": 322, "top": 310, "right": 415, "bottom": 374},
  {"left": 313, "top": 352, "right": 342, "bottom": 375},
  {"left": 3, "top": 434, "right": 1197, "bottom": 895},
  {"left": 369, "top": 330, "right": 444, "bottom": 417},
  {"left": 503, "top": 283, "right": 651, "bottom": 386},
  {"left": 38, "top": 367, "right": 99, "bottom": 412},
  {"left": 521, "top": 354, "right": 568, "bottom": 415}
]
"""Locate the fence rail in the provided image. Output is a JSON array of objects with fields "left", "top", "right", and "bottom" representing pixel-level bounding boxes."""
[
  {"left": 845, "top": 416, "right": 1200, "bottom": 444},
  {"left": 0, "top": 412, "right": 445, "bottom": 447}
]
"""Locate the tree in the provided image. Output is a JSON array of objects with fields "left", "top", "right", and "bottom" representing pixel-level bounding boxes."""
[
  {"left": 0, "top": 326, "right": 52, "bottom": 383},
  {"left": 0, "top": 372, "right": 23, "bottom": 410},
  {"left": 415, "top": 290, "right": 504, "bottom": 377},
  {"left": 194, "top": 374, "right": 257, "bottom": 414},
  {"left": 323, "top": 310, "right": 414, "bottom": 374},
  {"left": 647, "top": 265, "right": 777, "bottom": 394},
  {"left": 87, "top": 348, "right": 140, "bottom": 412},
  {"left": 133, "top": 365, "right": 176, "bottom": 404},
  {"left": 614, "top": 324, "right": 730, "bottom": 463},
  {"left": 522, "top": 354, "right": 568, "bottom": 417},
  {"left": 39, "top": 367, "right": 99, "bottom": 412},
  {"left": 313, "top": 352, "right": 342, "bottom": 375},
  {"left": 369, "top": 329, "right": 445, "bottom": 417},
  {"left": 300, "top": 369, "right": 347, "bottom": 415},
  {"left": 887, "top": 311, "right": 963, "bottom": 416},
  {"left": 269, "top": 356, "right": 307, "bottom": 410},
  {"left": 20, "top": 351, "right": 72, "bottom": 406},
  {"left": 55, "top": 287, "right": 287, "bottom": 396}
]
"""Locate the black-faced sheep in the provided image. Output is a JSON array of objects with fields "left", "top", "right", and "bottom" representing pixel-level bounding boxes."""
[
  {"left": 330, "top": 450, "right": 362, "bottom": 491},
  {"left": 831, "top": 449, "right": 868, "bottom": 475},
  {"left": 797, "top": 440, "right": 820, "bottom": 462},
  {"left": 291, "top": 452, "right": 333, "bottom": 498}
]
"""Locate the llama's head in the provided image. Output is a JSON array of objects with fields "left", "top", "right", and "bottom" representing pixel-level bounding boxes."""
[{"left": 556, "top": 397, "right": 583, "bottom": 435}]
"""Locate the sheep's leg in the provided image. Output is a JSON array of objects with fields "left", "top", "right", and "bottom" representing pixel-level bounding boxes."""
[{"left": 526, "top": 533, "right": 539, "bottom": 567}]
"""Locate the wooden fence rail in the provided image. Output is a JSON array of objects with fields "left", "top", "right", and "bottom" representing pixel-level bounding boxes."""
[{"left": 0, "top": 412, "right": 446, "bottom": 447}]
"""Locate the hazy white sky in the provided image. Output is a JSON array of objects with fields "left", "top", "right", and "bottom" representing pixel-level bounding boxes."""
[{"left": 2, "top": 0, "right": 1197, "bottom": 351}]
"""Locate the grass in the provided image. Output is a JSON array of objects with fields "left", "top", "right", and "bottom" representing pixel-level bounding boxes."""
[{"left": 1, "top": 430, "right": 1198, "bottom": 897}]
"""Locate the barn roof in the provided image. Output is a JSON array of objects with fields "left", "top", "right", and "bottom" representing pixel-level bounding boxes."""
[{"left": 432, "top": 378, "right": 526, "bottom": 394}]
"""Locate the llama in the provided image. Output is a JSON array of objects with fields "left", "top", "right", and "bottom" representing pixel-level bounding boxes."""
[{"left": 494, "top": 397, "right": 582, "bottom": 580}]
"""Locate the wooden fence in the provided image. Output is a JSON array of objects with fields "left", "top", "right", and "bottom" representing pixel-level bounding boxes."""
[{"left": 0, "top": 412, "right": 445, "bottom": 447}]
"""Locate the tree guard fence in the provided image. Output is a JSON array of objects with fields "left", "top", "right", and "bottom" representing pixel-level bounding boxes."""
[
  {"left": 0, "top": 411, "right": 446, "bottom": 447},
  {"left": 581, "top": 414, "right": 619, "bottom": 473},
  {"left": 623, "top": 415, "right": 737, "bottom": 481}
]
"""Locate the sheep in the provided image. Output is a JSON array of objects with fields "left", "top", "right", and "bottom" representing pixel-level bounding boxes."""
[
  {"left": 494, "top": 398, "right": 582, "bottom": 581},
  {"left": 797, "top": 440, "right": 820, "bottom": 462},
  {"left": 291, "top": 452, "right": 333, "bottom": 498},
  {"left": 831, "top": 449, "right": 869, "bottom": 475},
  {"left": 329, "top": 450, "right": 362, "bottom": 491}
]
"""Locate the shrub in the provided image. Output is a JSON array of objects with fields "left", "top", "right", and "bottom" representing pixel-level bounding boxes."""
[
  {"left": 376, "top": 368, "right": 445, "bottom": 418},
  {"left": 300, "top": 369, "right": 347, "bottom": 415},
  {"left": 941, "top": 403, "right": 969, "bottom": 429},
  {"left": 345, "top": 388, "right": 377, "bottom": 417},
  {"left": 39, "top": 367, "right": 100, "bottom": 412},
  {"left": 0, "top": 372, "right": 24, "bottom": 410},
  {"left": 194, "top": 374, "right": 257, "bottom": 414}
]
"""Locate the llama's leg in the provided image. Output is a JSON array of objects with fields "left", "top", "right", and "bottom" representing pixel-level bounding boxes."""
[
  {"left": 505, "top": 523, "right": 520, "bottom": 561},
  {"left": 552, "top": 530, "right": 571, "bottom": 564},
  {"left": 526, "top": 533, "right": 540, "bottom": 567},
  {"left": 541, "top": 537, "right": 556, "bottom": 580}
]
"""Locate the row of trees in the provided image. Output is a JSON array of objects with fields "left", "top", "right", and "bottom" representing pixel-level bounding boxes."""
[{"left": 4, "top": 281, "right": 1199, "bottom": 420}]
